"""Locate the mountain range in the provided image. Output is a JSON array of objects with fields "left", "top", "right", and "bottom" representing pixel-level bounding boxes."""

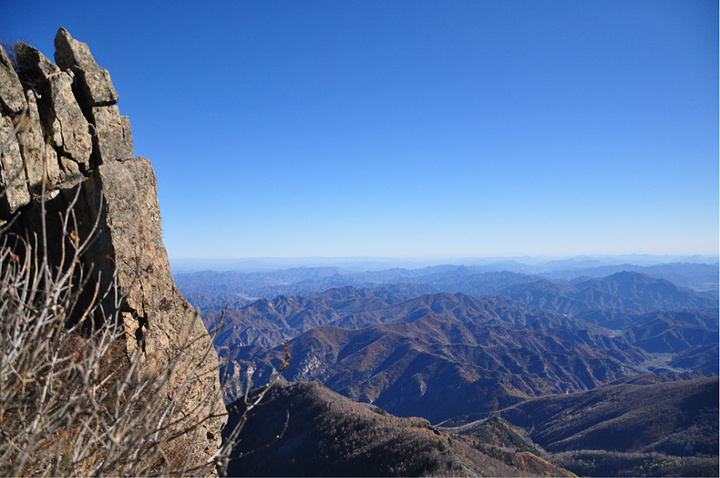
[
  {"left": 208, "top": 271, "right": 716, "bottom": 409},
  {"left": 185, "top": 265, "right": 718, "bottom": 476},
  {"left": 203, "top": 270, "right": 716, "bottom": 351},
  {"left": 177, "top": 261, "right": 718, "bottom": 311},
  {"left": 233, "top": 314, "right": 647, "bottom": 423}
]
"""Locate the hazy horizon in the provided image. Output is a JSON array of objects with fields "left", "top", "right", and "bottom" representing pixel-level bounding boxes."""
[
  {"left": 7, "top": 1, "right": 718, "bottom": 260},
  {"left": 169, "top": 253, "right": 720, "bottom": 273}
]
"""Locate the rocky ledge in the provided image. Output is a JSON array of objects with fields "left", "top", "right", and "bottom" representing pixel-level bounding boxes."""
[{"left": 0, "top": 28, "right": 225, "bottom": 470}]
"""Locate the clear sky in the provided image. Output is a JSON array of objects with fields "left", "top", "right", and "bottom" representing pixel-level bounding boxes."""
[{"left": 4, "top": 0, "right": 718, "bottom": 260}]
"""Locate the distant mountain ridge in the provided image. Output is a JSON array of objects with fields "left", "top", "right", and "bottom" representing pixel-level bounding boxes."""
[
  {"left": 622, "top": 309, "right": 719, "bottom": 354},
  {"left": 497, "top": 271, "right": 718, "bottom": 322},
  {"left": 205, "top": 271, "right": 716, "bottom": 357},
  {"left": 176, "top": 262, "right": 718, "bottom": 310},
  {"left": 545, "top": 262, "right": 719, "bottom": 293},
  {"left": 206, "top": 287, "right": 574, "bottom": 350}
]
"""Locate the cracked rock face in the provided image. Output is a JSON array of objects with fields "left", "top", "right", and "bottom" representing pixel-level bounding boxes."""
[
  {"left": 54, "top": 27, "right": 119, "bottom": 107},
  {"left": 0, "top": 29, "right": 225, "bottom": 470}
]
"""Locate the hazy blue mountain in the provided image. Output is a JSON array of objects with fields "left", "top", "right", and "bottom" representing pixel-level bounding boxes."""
[
  {"left": 542, "top": 262, "right": 719, "bottom": 293},
  {"left": 498, "top": 272, "right": 717, "bottom": 323},
  {"left": 202, "top": 271, "right": 717, "bottom": 355},
  {"left": 572, "top": 272, "right": 716, "bottom": 312},
  {"left": 178, "top": 264, "right": 718, "bottom": 315}
]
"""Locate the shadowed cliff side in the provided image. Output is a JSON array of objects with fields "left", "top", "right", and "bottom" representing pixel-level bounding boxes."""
[{"left": 0, "top": 29, "right": 225, "bottom": 473}]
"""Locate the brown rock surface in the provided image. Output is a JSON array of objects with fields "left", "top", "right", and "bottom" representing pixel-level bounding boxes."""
[
  {"left": 15, "top": 43, "right": 93, "bottom": 170},
  {"left": 0, "top": 29, "right": 225, "bottom": 472},
  {"left": 0, "top": 115, "right": 30, "bottom": 213},
  {"left": 54, "top": 27, "right": 119, "bottom": 106},
  {"left": 91, "top": 105, "right": 134, "bottom": 163},
  {"left": 16, "top": 89, "right": 62, "bottom": 192},
  {"left": 0, "top": 46, "right": 27, "bottom": 114}
]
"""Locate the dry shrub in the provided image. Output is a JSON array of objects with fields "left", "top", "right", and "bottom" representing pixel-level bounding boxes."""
[
  {"left": 0, "top": 189, "right": 210, "bottom": 475},
  {"left": 0, "top": 111, "right": 281, "bottom": 476}
]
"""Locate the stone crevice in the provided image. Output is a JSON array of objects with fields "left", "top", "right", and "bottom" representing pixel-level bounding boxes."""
[{"left": 0, "top": 28, "right": 226, "bottom": 470}]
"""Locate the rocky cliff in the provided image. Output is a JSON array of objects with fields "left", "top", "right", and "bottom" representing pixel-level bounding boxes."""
[{"left": 0, "top": 28, "right": 225, "bottom": 471}]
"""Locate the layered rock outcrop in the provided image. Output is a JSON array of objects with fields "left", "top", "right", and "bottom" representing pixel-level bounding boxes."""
[{"left": 0, "top": 29, "right": 225, "bottom": 470}]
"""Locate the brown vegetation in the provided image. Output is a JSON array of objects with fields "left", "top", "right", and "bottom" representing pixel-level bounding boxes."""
[
  {"left": 0, "top": 108, "right": 242, "bottom": 475},
  {"left": 225, "top": 381, "right": 572, "bottom": 477},
  {"left": 0, "top": 185, "right": 219, "bottom": 475}
]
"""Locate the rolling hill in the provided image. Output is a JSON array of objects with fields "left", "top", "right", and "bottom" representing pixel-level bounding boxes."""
[
  {"left": 228, "top": 312, "right": 648, "bottom": 421},
  {"left": 489, "top": 376, "right": 719, "bottom": 477},
  {"left": 206, "top": 287, "right": 575, "bottom": 350},
  {"left": 205, "top": 271, "right": 717, "bottom": 358},
  {"left": 224, "top": 381, "right": 573, "bottom": 477}
]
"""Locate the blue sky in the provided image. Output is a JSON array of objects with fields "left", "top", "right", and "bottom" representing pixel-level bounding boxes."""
[{"left": 4, "top": 0, "right": 718, "bottom": 260}]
